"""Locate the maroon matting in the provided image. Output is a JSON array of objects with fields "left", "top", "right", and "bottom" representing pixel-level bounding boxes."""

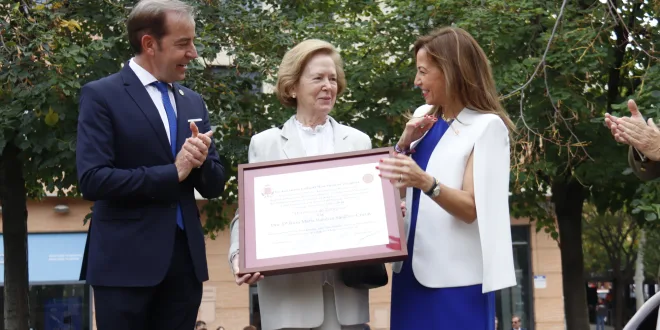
[{"left": 237, "top": 147, "right": 407, "bottom": 276}]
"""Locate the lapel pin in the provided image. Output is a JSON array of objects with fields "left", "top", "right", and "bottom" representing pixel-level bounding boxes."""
[{"left": 178, "top": 89, "right": 184, "bottom": 96}]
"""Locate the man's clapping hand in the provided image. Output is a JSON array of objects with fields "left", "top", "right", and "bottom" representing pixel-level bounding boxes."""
[
  {"left": 190, "top": 121, "right": 213, "bottom": 150},
  {"left": 174, "top": 122, "right": 214, "bottom": 182}
]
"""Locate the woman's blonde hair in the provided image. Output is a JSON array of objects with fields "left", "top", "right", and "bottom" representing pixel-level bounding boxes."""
[
  {"left": 414, "top": 27, "right": 515, "bottom": 131},
  {"left": 275, "top": 39, "right": 346, "bottom": 108}
]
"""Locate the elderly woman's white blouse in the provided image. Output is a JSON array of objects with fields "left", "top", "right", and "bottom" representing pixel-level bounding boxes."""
[{"left": 392, "top": 105, "right": 517, "bottom": 293}]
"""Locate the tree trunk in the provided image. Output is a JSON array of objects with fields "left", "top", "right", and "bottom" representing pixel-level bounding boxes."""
[
  {"left": 0, "top": 143, "right": 30, "bottom": 330},
  {"left": 612, "top": 273, "right": 626, "bottom": 330},
  {"left": 648, "top": 281, "right": 656, "bottom": 297},
  {"left": 657, "top": 265, "right": 660, "bottom": 330},
  {"left": 552, "top": 179, "right": 590, "bottom": 330},
  {"left": 635, "top": 229, "right": 646, "bottom": 310}
]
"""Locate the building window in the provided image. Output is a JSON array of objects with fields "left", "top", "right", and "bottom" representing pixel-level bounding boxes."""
[
  {"left": 496, "top": 225, "right": 534, "bottom": 330},
  {"left": 0, "top": 283, "right": 92, "bottom": 330},
  {"left": 0, "top": 232, "right": 91, "bottom": 329}
]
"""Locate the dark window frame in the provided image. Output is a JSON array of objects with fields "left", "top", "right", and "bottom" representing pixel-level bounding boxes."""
[
  {"left": 496, "top": 225, "right": 535, "bottom": 330},
  {"left": 0, "top": 282, "right": 93, "bottom": 330}
]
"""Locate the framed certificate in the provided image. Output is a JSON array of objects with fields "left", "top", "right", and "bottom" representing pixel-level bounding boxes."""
[{"left": 237, "top": 147, "right": 408, "bottom": 276}]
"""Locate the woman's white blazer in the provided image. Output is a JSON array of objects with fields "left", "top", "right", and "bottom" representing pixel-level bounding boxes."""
[{"left": 392, "top": 105, "right": 517, "bottom": 293}]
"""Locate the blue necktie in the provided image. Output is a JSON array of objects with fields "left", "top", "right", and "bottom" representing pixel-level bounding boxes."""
[{"left": 153, "top": 81, "right": 184, "bottom": 230}]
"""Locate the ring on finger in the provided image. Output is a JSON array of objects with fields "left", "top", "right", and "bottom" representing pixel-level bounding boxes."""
[{"left": 399, "top": 173, "right": 403, "bottom": 182}]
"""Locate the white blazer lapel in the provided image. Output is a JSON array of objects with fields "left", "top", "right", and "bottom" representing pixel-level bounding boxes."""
[
  {"left": 281, "top": 116, "right": 305, "bottom": 159},
  {"left": 330, "top": 117, "right": 353, "bottom": 153}
]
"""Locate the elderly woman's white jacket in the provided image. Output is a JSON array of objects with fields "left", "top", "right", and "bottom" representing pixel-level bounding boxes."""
[
  {"left": 228, "top": 115, "right": 372, "bottom": 330},
  {"left": 392, "top": 105, "right": 517, "bottom": 293}
]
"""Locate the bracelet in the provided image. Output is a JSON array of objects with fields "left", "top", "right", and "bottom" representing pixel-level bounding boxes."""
[{"left": 395, "top": 144, "right": 413, "bottom": 155}]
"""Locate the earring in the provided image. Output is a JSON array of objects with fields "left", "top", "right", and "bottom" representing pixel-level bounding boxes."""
[{"left": 292, "top": 93, "right": 296, "bottom": 98}]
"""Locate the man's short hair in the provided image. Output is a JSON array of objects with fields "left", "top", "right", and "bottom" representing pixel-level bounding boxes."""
[{"left": 126, "top": 0, "right": 196, "bottom": 54}]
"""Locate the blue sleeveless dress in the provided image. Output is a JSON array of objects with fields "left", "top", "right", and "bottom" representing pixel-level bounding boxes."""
[{"left": 390, "top": 120, "right": 496, "bottom": 330}]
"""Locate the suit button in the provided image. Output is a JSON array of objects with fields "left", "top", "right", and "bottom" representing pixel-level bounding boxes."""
[{"left": 170, "top": 203, "right": 176, "bottom": 208}]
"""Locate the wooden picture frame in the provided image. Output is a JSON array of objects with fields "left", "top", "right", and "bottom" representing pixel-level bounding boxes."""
[{"left": 237, "top": 147, "right": 407, "bottom": 276}]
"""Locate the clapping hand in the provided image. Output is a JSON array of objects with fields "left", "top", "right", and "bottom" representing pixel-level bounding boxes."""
[
  {"left": 605, "top": 99, "right": 645, "bottom": 144},
  {"left": 605, "top": 100, "right": 660, "bottom": 161},
  {"left": 174, "top": 122, "right": 214, "bottom": 182},
  {"left": 190, "top": 121, "right": 213, "bottom": 149}
]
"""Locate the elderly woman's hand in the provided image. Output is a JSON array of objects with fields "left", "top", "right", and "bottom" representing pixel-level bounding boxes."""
[
  {"left": 233, "top": 254, "right": 263, "bottom": 286},
  {"left": 377, "top": 152, "right": 435, "bottom": 191}
]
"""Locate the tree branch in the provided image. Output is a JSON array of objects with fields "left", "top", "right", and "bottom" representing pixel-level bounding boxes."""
[
  {"left": 607, "top": 0, "right": 656, "bottom": 61},
  {"left": 595, "top": 225, "right": 616, "bottom": 262},
  {"left": 542, "top": 65, "right": 593, "bottom": 161},
  {"left": 501, "top": 0, "right": 569, "bottom": 100}
]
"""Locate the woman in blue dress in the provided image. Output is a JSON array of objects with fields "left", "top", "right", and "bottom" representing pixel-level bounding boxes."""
[{"left": 377, "top": 27, "right": 517, "bottom": 329}]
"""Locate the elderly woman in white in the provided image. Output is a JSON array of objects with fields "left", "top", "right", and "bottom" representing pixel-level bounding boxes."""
[
  {"left": 227, "top": 39, "right": 372, "bottom": 330},
  {"left": 377, "top": 27, "right": 517, "bottom": 329}
]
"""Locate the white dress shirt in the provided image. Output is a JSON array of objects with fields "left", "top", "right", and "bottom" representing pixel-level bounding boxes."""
[
  {"left": 294, "top": 117, "right": 335, "bottom": 156},
  {"left": 128, "top": 58, "right": 178, "bottom": 144}
]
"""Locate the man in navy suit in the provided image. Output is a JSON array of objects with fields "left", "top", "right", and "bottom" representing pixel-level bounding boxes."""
[{"left": 75, "top": 1, "right": 226, "bottom": 329}]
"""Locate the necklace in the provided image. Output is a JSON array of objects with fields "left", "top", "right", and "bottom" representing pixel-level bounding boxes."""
[{"left": 441, "top": 114, "right": 459, "bottom": 135}]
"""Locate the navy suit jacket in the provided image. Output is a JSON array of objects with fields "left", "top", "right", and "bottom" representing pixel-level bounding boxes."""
[{"left": 76, "top": 63, "right": 226, "bottom": 287}]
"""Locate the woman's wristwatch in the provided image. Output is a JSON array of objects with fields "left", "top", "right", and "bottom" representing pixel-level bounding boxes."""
[{"left": 424, "top": 177, "right": 441, "bottom": 198}]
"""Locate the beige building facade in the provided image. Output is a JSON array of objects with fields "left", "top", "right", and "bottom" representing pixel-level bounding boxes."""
[{"left": 0, "top": 197, "right": 565, "bottom": 330}]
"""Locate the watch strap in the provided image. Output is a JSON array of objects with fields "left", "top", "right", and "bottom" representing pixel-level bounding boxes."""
[{"left": 424, "top": 177, "right": 438, "bottom": 196}]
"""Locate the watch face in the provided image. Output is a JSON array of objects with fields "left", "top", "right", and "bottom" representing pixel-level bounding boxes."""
[{"left": 432, "top": 186, "right": 441, "bottom": 197}]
